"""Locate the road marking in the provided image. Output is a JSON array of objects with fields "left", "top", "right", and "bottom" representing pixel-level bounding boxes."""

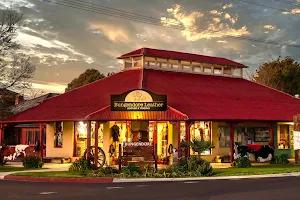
[
  {"left": 184, "top": 181, "right": 199, "bottom": 184},
  {"left": 106, "top": 187, "right": 124, "bottom": 189},
  {"left": 39, "top": 192, "right": 57, "bottom": 195},
  {"left": 136, "top": 185, "right": 148, "bottom": 187}
]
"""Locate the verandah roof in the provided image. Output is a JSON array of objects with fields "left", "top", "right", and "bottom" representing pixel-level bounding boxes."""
[{"left": 2, "top": 68, "right": 300, "bottom": 123}]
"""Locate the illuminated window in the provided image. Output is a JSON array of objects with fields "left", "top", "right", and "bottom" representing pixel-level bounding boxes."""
[
  {"left": 54, "top": 122, "right": 63, "bottom": 148},
  {"left": 190, "top": 121, "right": 212, "bottom": 155},
  {"left": 278, "top": 124, "right": 293, "bottom": 149}
]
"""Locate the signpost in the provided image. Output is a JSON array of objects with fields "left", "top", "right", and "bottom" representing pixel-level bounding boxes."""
[{"left": 293, "top": 114, "right": 300, "bottom": 164}]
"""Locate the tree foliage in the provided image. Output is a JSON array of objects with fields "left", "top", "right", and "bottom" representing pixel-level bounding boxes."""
[
  {"left": 182, "top": 139, "right": 214, "bottom": 157},
  {"left": 65, "top": 69, "right": 106, "bottom": 92},
  {"left": 0, "top": 9, "right": 35, "bottom": 90},
  {"left": 254, "top": 57, "right": 300, "bottom": 96}
]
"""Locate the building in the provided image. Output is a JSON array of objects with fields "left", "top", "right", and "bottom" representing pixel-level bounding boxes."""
[
  {"left": 1, "top": 93, "right": 59, "bottom": 160},
  {"left": 0, "top": 89, "right": 24, "bottom": 120},
  {"left": 1, "top": 48, "right": 300, "bottom": 167}
]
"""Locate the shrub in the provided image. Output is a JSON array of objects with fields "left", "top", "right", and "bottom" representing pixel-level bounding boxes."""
[
  {"left": 100, "top": 166, "right": 119, "bottom": 175},
  {"left": 23, "top": 156, "right": 44, "bottom": 169},
  {"left": 180, "top": 156, "right": 213, "bottom": 176},
  {"left": 271, "top": 154, "right": 289, "bottom": 164},
  {"left": 234, "top": 157, "right": 251, "bottom": 168},
  {"left": 69, "top": 157, "right": 91, "bottom": 171},
  {"left": 122, "top": 163, "right": 141, "bottom": 176}
]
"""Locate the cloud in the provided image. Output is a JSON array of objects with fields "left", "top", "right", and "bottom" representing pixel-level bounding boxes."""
[
  {"left": 224, "top": 13, "right": 238, "bottom": 24},
  {"left": 89, "top": 23, "right": 131, "bottom": 42},
  {"left": 213, "top": 18, "right": 221, "bottom": 23},
  {"left": 217, "top": 40, "right": 228, "bottom": 43},
  {"left": 161, "top": 4, "right": 249, "bottom": 41},
  {"left": 31, "top": 80, "right": 66, "bottom": 94},
  {"left": 282, "top": 8, "right": 300, "bottom": 15},
  {"left": 223, "top": 3, "right": 233, "bottom": 10},
  {"left": 162, "top": 4, "right": 204, "bottom": 27},
  {"left": 264, "top": 24, "right": 277, "bottom": 30},
  {"left": 16, "top": 31, "right": 94, "bottom": 65},
  {"left": 210, "top": 10, "right": 223, "bottom": 16},
  {"left": 0, "top": 0, "right": 35, "bottom": 10}
]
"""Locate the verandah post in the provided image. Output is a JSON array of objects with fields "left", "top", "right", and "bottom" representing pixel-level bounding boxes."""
[
  {"left": 0, "top": 124, "right": 4, "bottom": 145},
  {"left": 176, "top": 121, "right": 181, "bottom": 165},
  {"left": 86, "top": 121, "right": 91, "bottom": 160},
  {"left": 269, "top": 123, "right": 274, "bottom": 149},
  {"left": 185, "top": 121, "right": 193, "bottom": 158},
  {"left": 39, "top": 123, "right": 44, "bottom": 158},
  {"left": 154, "top": 121, "right": 158, "bottom": 170},
  {"left": 94, "top": 121, "right": 100, "bottom": 169},
  {"left": 229, "top": 122, "right": 234, "bottom": 163}
]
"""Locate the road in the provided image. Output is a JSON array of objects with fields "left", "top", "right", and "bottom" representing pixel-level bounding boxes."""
[{"left": 1, "top": 177, "right": 300, "bottom": 200}]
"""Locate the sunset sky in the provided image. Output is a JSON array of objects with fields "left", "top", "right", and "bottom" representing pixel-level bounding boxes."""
[{"left": 1, "top": 0, "right": 300, "bottom": 94}]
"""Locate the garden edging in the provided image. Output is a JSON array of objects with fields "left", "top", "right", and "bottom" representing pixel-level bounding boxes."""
[{"left": 4, "top": 172, "right": 300, "bottom": 183}]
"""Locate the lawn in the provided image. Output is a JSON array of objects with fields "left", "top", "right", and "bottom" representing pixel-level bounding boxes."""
[
  {"left": 12, "top": 171, "right": 88, "bottom": 178},
  {"left": 213, "top": 164, "right": 300, "bottom": 176},
  {"left": 0, "top": 166, "right": 32, "bottom": 172},
  {"left": 11, "top": 164, "right": 300, "bottom": 178}
]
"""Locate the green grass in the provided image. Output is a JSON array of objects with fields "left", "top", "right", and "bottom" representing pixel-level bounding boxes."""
[
  {"left": 12, "top": 171, "right": 89, "bottom": 178},
  {"left": 0, "top": 166, "right": 33, "bottom": 172},
  {"left": 10, "top": 164, "right": 300, "bottom": 178},
  {"left": 213, "top": 164, "right": 300, "bottom": 176}
]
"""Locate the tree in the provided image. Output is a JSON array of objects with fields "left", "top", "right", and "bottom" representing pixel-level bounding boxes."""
[
  {"left": 0, "top": 9, "right": 35, "bottom": 90},
  {"left": 182, "top": 139, "right": 214, "bottom": 157},
  {"left": 254, "top": 57, "right": 300, "bottom": 96},
  {"left": 65, "top": 69, "right": 105, "bottom": 92},
  {"left": 107, "top": 72, "right": 115, "bottom": 76},
  {"left": 0, "top": 9, "right": 35, "bottom": 119}
]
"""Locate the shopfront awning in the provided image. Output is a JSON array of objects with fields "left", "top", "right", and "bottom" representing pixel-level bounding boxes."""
[{"left": 85, "top": 105, "right": 188, "bottom": 121}]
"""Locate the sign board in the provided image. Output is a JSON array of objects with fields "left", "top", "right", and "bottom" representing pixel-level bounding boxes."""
[
  {"left": 111, "top": 89, "right": 167, "bottom": 111},
  {"left": 294, "top": 131, "right": 300, "bottom": 150}
]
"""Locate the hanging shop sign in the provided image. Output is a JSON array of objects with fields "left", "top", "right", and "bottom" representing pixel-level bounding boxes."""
[{"left": 111, "top": 89, "right": 167, "bottom": 111}]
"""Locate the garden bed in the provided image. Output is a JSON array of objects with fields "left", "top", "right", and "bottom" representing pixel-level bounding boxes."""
[{"left": 10, "top": 164, "right": 300, "bottom": 178}]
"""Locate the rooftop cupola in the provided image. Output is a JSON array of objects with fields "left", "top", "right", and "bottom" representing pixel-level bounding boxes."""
[{"left": 117, "top": 48, "right": 247, "bottom": 77}]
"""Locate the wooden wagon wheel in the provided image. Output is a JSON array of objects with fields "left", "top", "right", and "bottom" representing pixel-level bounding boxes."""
[{"left": 84, "top": 146, "right": 106, "bottom": 168}]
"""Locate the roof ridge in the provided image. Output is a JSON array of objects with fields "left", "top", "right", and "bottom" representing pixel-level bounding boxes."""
[{"left": 125, "top": 47, "right": 235, "bottom": 60}]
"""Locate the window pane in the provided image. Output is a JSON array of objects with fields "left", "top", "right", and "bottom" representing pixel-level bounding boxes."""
[
  {"left": 35, "top": 131, "right": 40, "bottom": 144},
  {"left": 26, "top": 131, "right": 34, "bottom": 145},
  {"left": 218, "top": 127, "right": 230, "bottom": 147},
  {"left": 279, "top": 125, "right": 290, "bottom": 149}
]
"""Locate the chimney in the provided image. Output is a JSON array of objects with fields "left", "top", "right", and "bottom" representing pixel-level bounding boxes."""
[
  {"left": 295, "top": 94, "right": 299, "bottom": 99},
  {"left": 15, "top": 95, "right": 24, "bottom": 105}
]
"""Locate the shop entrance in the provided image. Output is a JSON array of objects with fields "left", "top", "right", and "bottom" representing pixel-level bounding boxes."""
[{"left": 110, "top": 121, "right": 173, "bottom": 166}]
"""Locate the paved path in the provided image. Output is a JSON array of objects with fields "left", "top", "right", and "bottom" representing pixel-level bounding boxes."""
[
  {"left": 0, "top": 163, "right": 70, "bottom": 179},
  {"left": 1, "top": 176, "right": 300, "bottom": 200}
]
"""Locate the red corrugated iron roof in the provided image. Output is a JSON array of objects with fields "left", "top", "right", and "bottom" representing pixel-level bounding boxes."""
[
  {"left": 2, "top": 68, "right": 300, "bottom": 123},
  {"left": 117, "top": 48, "right": 245, "bottom": 68},
  {"left": 85, "top": 106, "right": 188, "bottom": 121}
]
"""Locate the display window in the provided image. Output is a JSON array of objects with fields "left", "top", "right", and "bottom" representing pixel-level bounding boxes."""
[
  {"left": 75, "top": 121, "right": 104, "bottom": 157},
  {"left": 190, "top": 121, "right": 212, "bottom": 155},
  {"left": 157, "top": 122, "right": 168, "bottom": 160},
  {"left": 54, "top": 122, "right": 63, "bottom": 148},
  {"left": 218, "top": 126, "right": 230, "bottom": 147},
  {"left": 234, "top": 126, "right": 270, "bottom": 145},
  {"left": 278, "top": 124, "right": 293, "bottom": 149}
]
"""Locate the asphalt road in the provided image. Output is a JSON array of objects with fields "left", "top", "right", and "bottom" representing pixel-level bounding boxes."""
[{"left": 1, "top": 177, "right": 300, "bottom": 200}]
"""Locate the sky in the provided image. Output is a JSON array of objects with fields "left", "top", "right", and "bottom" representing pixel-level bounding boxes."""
[{"left": 1, "top": 0, "right": 300, "bottom": 94}]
